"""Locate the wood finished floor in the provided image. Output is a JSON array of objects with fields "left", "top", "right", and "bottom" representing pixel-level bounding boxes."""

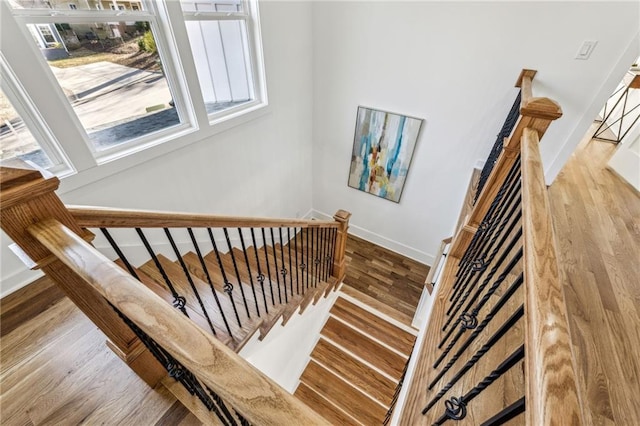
[
  {"left": 548, "top": 126, "right": 640, "bottom": 426},
  {"left": 342, "top": 234, "right": 430, "bottom": 318},
  {"left": 0, "top": 236, "right": 427, "bottom": 424}
]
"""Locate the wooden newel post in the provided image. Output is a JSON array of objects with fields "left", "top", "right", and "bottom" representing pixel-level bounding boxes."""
[
  {"left": 331, "top": 209, "right": 351, "bottom": 283},
  {"left": 0, "top": 160, "right": 165, "bottom": 387}
]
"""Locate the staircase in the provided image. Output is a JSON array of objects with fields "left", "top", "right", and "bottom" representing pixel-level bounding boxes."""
[{"left": 295, "top": 286, "right": 417, "bottom": 425}]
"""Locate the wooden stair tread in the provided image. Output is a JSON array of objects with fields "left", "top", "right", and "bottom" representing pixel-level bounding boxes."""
[
  {"left": 139, "top": 255, "right": 261, "bottom": 352},
  {"left": 340, "top": 285, "right": 415, "bottom": 329},
  {"left": 300, "top": 360, "right": 386, "bottom": 425},
  {"left": 311, "top": 338, "right": 396, "bottom": 407},
  {"left": 331, "top": 297, "right": 416, "bottom": 356},
  {"left": 294, "top": 382, "right": 361, "bottom": 426},
  {"left": 114, "top": 260, "right": 232, "bottom": 347},
  {"left": 321, "top": 317, "right": 406, "bottom": 380}
]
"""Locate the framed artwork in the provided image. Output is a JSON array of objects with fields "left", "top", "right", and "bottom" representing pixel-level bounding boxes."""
[{"left": 348, "top": 106, "right": 423, "bottom": 203}]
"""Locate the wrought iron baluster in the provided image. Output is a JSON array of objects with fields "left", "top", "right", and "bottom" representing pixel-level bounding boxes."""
[
  {"left": 452, "top": 157, "right": 522, "bottom": 304},
  {"left": 430, "top": 345, "right": 525, "bottom": 424},
  {"left": 277, "top": 228, "right": 289, "bottom": 303},
  {"left": 287, "top": 227, "right": 294, "bottom": 296},
  {"left": 224, "top": 228, "right": 250, "bottom": 318},
  {"left": 278, "top": 227, "right": 289, "bottom": 302},
  {"left": 164, "top": 228, "right": 218, "bottom": 336},
  {"left": 305, "top": 227, "right": 310, "bottom": 290},
  {"left": 261, "top": 228, "right": 276, "bottom": 306},
  {"left": 330, "top": 228, "right": 337, "bottom": 277},
  {"left": 433, "top": 273, "right": 523, "bottom": 373},
  {"left": 238, "top": 228, "right": 260, "bottom": 317},
  {"left": 294, "top": 227, "right": 300, "bottom": 295},
  {"left": 270, "top": 228, "right": 283, "bottom": 304},
  {"left": 440, "top": 220, "right": 522, "bottom": 346},
  {"left": 480, "top": 397, "right": 525, "bottom": 426},
  {"left": 313, "top": 227, "right": 320, "bottom": 287},
  {"left": 250, "top": 228, "right": 269, "bottom": 314},
  {"left": 101, "top": 228, "right": 138, "bottom": 279},
  {"left": 320, "top": 228, "right": 328, "bottom": 281},
  {"left": 207, "top": 228, "right": 242, "bottom": 327},
  {"left": 135, "top": 228, "right": 188, "bottom": 316},
  {"left": 424, "top": 306, "right": 524, "bottom": 415},
  {"left": 187, "top": 228, "right": 234, "bottom": 338},
  {"left": 475, "top": 90, "right": 521, "bottom": 203}
]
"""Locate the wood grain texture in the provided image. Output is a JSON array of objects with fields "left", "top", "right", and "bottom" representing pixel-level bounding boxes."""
[
  {"left": 549, "top": 126, "right": 640, "bottom": 426},
  {"left": 342, "top": 234, "right": 428, "bottom": 320},
  {"left": 424, "top": 237, "right": 452, "bottom": 294},
  {"left": 321, "top": 317, "right": 406, "bottom": 380},
  {"left": 339, "top": 284, "right": 414, "bottom": 328},
  {"left": 300, "top": 360, "right": 386, "bottom": 425},
  {"left": 0, "top": 276, "right": 65, "bottom": 337},
  {"left": 1, "top": 297, "right": 192, "bottom": 425},
  {"left": 330, "top": 297, "right": 416, "bottom": 356},
  {"left": 27, "top": 219, "right": 329, "bottom": 426},
  {"left": 68, "top": 205, "right": 339, "bottom": 229},
  {"left": 310, "top": 338, "right": 397, "bottom": 406},
  {"left": 294, "top": 382, "right": 361, "bottom": 426},
  {"left": 521, "top": 128, "right": 582, "bottom": 426}
]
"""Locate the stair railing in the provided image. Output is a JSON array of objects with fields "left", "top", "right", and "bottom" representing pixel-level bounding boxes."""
[
  {"left": 0, "top": 162, "right": 347, "bottom": 425},
  {"left": 398, "top": 69, "right": 583, "bottom": 425}
]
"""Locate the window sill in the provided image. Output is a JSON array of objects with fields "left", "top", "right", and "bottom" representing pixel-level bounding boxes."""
[{"left": 57, "top": 101, "right": 271, "bottom": 195}]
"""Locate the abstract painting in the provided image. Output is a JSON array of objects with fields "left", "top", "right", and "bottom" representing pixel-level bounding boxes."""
[{"left": 348, "top": 106, "right": 422, "bottom": 203}]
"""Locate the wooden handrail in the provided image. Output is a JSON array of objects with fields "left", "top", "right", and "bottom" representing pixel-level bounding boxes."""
[
  {"left": 68, "top": 205, "right": 339, "bottom": 229},
  {"left": 28, "top": 218, "right": 329, "bottom": 426},
  {"left": 521, "top": 128, "right": 583, "bottom": 425},
  {"left": 449, "top": 68, "right": 563, "bottom": 258}
]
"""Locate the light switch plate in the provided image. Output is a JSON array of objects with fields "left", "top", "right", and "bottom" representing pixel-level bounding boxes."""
[{"left": 575, "top": 40, "right": 598, "bottom": 60}]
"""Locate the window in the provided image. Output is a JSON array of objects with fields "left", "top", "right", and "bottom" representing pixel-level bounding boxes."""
[
  {"left": 181, "top": 0, "right": 266, "bottom": 121},
  {"left": 5, "top": 0, "right": 266, "bottom": 179},
  {"left": 0, "top": 55, "right": 70, "bottom": 174}
]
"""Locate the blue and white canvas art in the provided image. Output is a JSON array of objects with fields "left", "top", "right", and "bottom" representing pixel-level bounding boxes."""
[{"left": 348, "top": 106, "right": 422, "bottom": 203}]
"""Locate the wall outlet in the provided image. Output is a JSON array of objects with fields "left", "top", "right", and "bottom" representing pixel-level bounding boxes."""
[{"left": 575, "top": 40, "right": 598, "bottom": 60}]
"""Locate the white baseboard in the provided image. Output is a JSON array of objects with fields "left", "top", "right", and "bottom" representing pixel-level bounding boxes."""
[
  {"left": 1, "top": 268, "right": 44, "bottom": 299},
  {"left": 311, "top": 209, "right": 434, "bottom": 266}
]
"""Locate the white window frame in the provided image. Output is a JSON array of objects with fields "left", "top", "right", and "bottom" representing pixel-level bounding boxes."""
[
  {"left": 0, "top": 53, "right": 73, "bottom": 177},
  {"left": 10, "top": 1, "right": 198, "bottom": 165},
  {"left": 181, "top": 0, "right": 267, "bottom": 125},
  {"left": 2, "top": 0, "right": 268, "bottom": 193}
]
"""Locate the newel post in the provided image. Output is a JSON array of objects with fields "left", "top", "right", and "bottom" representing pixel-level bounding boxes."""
[
  {"left": 331, "top": 209, "right": 351, "bottom": 283},
  {"left": 0, "top": 160, "right": 165, "bottom": 387}
]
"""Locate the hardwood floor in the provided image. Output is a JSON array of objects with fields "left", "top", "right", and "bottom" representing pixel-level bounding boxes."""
[
  {"left": 548, "top": 126, "right": 640, "bottom": 426},
  {"left": 343, "top": 234, "right": 430, "bottom": 318},
  {"left": 0, "top": 296, "right": 200, "bottom": 425}
]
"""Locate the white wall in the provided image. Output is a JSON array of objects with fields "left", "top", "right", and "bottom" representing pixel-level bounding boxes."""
[
  {"left": 0, "top": 1, "right": 314, "bottom": 296},
  {"left": 311, "top": 1, "right": 639, "bottom": 265}
]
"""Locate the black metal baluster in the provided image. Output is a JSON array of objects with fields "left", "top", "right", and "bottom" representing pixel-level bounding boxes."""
[
  {"left": 270, "top": 228, "right": 283, "bottom": 304},
  {"left": 424, "top": 305, "right": 524, "bottom": 414},
  {"left": 277, "top": 227, "right": 289, "bottom": 302},
  {"left": 430, "top": 345, "right": 525, "bottom": 424},
  {"left": 440, "top": 221, "right": 522, "bottom": 347},
  {"left": 480, "top": 397, "right": 525, "bottom": 426},
  {"left": 305, "top": 228, "right": 310, "bottom": 290},
  {"left": 313, "top": 227, "right": 320, "bottom": 287},
  {"left": 238, "top": 228, "right": 260, "bottom": 317},
  {"left": 250, "top": 228, "right": 269, "bottom": 314},
  {"left": 451, "top": 157, "right": 522, "bottom": 304},
  {"left": 112, "top": 308, "right": 236, "bottom": 425},
  {"left": 324, "top": 228, "right": 332, "bottom": 281},
  {"left": 261, "top": 228, "right": 276, "bottom": 305},
  {"left": 294, "top": 227, "right": 300, "bottom": 295},
  {"left": 187, "top": 228, "right": 234, "bottom": 339},
  {"left": 224, "top": 228, "right": 250, "bottom": 318},
  {"left": 164, "top": 228, "right": 218, "bottom": 336},
  {"left": 287, "top": 227, "right": 294, "bottom": 296},
  {"left": 320, "top": 228, "right": 327, "bottom": 281},
  {"left": 475, "top": 91, "right": 522, "bottom": 203},
  {"left": 330, "top": 228, "right": 337, "bottom": 277},
  {"left": 100, "top": 228, "right": 139, "bottom": 279},
  {"left": 445, "top": 175, "right": 522, "bottom": 326},
  {"left": 135, "top": 228, "right": 188, "bottom": 316},
  {"left": 310, "top": 227, "right": 315, "bottom": 288},
  {"left": 207, "top": 228, "right": 242, "bottom": 327},
  {"left": 432, "top": 272, "right": 523, "bottom": 373}
]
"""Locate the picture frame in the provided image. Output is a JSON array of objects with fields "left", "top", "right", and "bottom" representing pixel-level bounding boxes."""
[{"left": 348, "top": 106, "right": 423, "bottom": 203}]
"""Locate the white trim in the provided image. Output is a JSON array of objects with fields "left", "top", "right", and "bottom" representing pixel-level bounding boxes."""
[
  {"left": 0, "top": 268, "right": 44, "bottom": 299},
  {"left": 311, "top": 209, "right": 434, "bottom": 266}
]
